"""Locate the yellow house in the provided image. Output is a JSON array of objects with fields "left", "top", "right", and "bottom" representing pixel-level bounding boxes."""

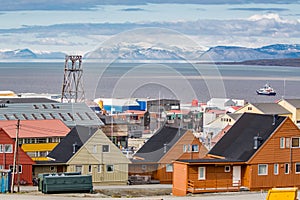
[
  {"left": 235, "top": 102, "right": 292, "bottom": 119},
  {"left": 0, "top": 119, "right": 70, "bottom": 161},
  {"left": 48, "top": 126, "right": 131, "bottom": 185},
  {"left": 277, "top": 99, "right": 300, "bottom": 125}
]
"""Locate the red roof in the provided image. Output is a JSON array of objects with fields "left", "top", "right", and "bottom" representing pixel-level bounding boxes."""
[
  {"left": 0, "top": 119, "right": 70, "bottom": 138},
  {"left": 123, "top": 110, "right": 147, "bottom": 115}
]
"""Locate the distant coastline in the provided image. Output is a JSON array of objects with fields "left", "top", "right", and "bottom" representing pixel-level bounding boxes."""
[{"left": 199, "top": 58, "right": 300, "bottom": 67}]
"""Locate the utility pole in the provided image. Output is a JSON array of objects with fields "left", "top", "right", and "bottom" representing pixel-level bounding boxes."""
[{"left": 11, "top": 119, "right": 20, "bottom": 193}]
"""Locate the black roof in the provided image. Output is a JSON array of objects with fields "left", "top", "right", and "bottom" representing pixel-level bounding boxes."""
[
  {"left": 133, "top": 126, "right": 187, "bottom": 163},
  {"left": 47, "top": 125, "right": 98, "bottom": 163},
  {"left": 208, "top": 113, "right": 286, "bottom": 162}
]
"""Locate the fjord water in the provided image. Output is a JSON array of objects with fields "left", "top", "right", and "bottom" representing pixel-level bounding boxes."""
[{"left": 0, "top": 62, "right": 299, "bottom": 103}]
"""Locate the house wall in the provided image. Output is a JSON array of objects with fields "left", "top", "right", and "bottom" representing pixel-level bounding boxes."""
[
  {"left": 278, "top": 100, "right": 297, "bottom": 123},
  {"left": 248, "top": 118, "right": 300, "bottom": 190},
  {"left": 156, "top": 164, "right": 173, "bottom": 184},
  {"left": 172, "top": 162, "right": 188, "bottom": 196},
  {"left": 128, "top": 163, "right": 158, "bottom": 178},
  {"left": 235, "top": 104, "right": 263, "bottom": 115},
  {"left": 33, "top": 165, "right": 67, "bottom": 178}
]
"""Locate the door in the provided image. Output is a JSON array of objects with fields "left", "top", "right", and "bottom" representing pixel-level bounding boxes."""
[{"left": 232, "top": 166, "right": 241, "bottom": 187}]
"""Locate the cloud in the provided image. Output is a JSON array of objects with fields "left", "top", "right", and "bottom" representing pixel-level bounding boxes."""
[
  {"left": 0, "top": 0, "right": 298, "bottom": 11},
  {"left": 120, "top": 8, "right": 146, "bottom": 12},
  {"left": 229, "top": 7, "right": 289, "bottom": 12}
]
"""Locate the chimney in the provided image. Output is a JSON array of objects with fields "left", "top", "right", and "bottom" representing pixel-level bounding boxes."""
[
  {"left": 72, "top": 142, "right": 78, "bottom": 153},
  {"left": 272, "top": 114, "right": 278, "bottom": 126},
  {"left": 253, "top": 136, "right": 263, "bottom": 149},
  {"left": 163, "top": 144, "right": 167, "bottom": 153}
]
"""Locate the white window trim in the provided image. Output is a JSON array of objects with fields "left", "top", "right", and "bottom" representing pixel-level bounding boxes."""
[
  {"left": 191, "top": 144, "right": 199, "bottom": 152},
  {"left": 291, "top": 137, "right": 300, "bottom": 148},
  {"left": 198, "top": 167, "right": 206, "bottom": 180},
  {"left": 88, "top": 165, "right": 92, "bottom": 173},
  {"left": 106, "top": 164, "right": 114, "bottom": 173},
  {"left": 274, "top": 164, "right": 279, "bottom": 175},
  {"left": 285, "top": 163, "right": 290, "bottom": 174},
  {"left": 97, "top": 165, "right": 102, "bottom": 173},
  {"left": 166, "top": 164, "right": 173, "bottom": 172},
  {"left": 224, "top": 166, "right": 231, "bottom": 172},
  {"left": 280, "top": 137, "right": 285, "bottom": 149},
  {"left": 258, "top": 164, "right": 268, "bottom": 176},
  {"left": 295, "top": 163, "right": 300, "bottom": 174}
]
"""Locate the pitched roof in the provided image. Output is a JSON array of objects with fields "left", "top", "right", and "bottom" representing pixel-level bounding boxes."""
[
  {"left": 227, "top": 113, "right": 242, "bottom": 121},
  {"left": 133, "top": 126, "right": 187, "bottom": 163},
  {"left": 0, "top": 102, "right": 103, "bottom": 127},
  {"left": 283, "top": 99, "right": 300, "bottom": 108},
  {"left": 208, "top": 113, "right": 286, "bottom": 162},
  {"left": 252, "top": 103, "right": 291, "bottom": 115},
  {"left": 0, "top": 97, "right": 56, "bottom": 104},
  {"left": 47, "top": 126, "right": 98, "bottom": 163},
  {"left": 0, "top": 119, "right": 70, "bottom": 138}
]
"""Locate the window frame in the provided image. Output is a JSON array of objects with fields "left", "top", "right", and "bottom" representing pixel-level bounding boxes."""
[
  {"left": 280, "top": 137, "right": 285, "bottom": 149},
  {"left": 295, "top": 163, "right": 300, "bottom": 174},
  {"left": 224, "top": 166, "right": 231, "bottom": 173},
  {"left": 102, "top": 145, "right": 110, "bottom": 153},
  {"left": 106, "top": 164, "right": 114, "bottom": 173},
  {"left": 258, "top": 164, "right": 268, "bottom": 176},
  {"left": 285, "top": 163, "right": 290, "bottom": 174},
  {"left": 191, "top": 144, "right": 199, "bottom": 152},
  {"left": 4, "top": 144, "right": 13, "bottom": 153},
  {"left": 166, "top": 164, "right": 173, "bottom": 172},
  {"left": 274, "top": 164, "right": 279, "bottom": 175},
  {"left": 88, "top": 165, "right": 92, "bottom": 173},
  {"left": 291, "top": 138, "right": 300, "bottom": 148},
  {"left": 75, "top": 165, "right": 82, "bottom": 173},
  {"left": 9, "top": 165, "right": 22, "bottom": 174},
  {"left": 198, "top": 166, "right": 206, "bottom": 180},
  {"left": 0, "top": 144, "right": 3, "bottom": 153}
]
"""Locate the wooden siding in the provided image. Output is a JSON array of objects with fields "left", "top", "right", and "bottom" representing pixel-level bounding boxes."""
[
  {"left": 128, "top": 164, "right": 158, "bottom": 177},
  {"left": 172, "top": 162, "right": 188, "bottom": 196},
  {"left": 67, "top": 129, "right": 130, "bottom": 184},
  {"left": 248, "top": 117, "right": 300, "bottom": 189},
  {"left": 156, "top": 164, "right": 173, "bottom": 184},
  {"left": 235, "top": 104, "right": 263, "bottom": 115}
]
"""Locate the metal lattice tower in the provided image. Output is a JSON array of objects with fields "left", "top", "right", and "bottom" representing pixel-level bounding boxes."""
[{"left": 61, "top": 55, "right": 85, "bottom": 103}]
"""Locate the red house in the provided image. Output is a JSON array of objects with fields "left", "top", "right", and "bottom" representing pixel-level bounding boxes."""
[{"left": 0, "top": 128, "right": 35, "bottom": 185}]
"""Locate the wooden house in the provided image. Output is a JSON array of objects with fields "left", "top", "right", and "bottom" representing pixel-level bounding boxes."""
[
  {"left": 47, "top": 126, "right": 131, "bottom": 185},
  {"left": 235, "top": 102, "right": 292, "bottom": 118},
  {"left": 172, "top": 113, "right": 300, "bottom": 196},
  {"left": 277, "top": 99, "right": 300, "bottom": 125},
  {"left": 0, "top": 128, "right": 35, "bottom": 185},
  {"left": 129, "top": 126, "right": 207, "bottom": 184}
]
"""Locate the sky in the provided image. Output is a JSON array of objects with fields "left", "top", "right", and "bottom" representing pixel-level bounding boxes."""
[{"left": 0, "top": 0, "right": 300, "bottom": 54}]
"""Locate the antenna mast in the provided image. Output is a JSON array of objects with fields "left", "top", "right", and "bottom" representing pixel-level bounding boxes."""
[{"left": 61, "top": 55, "right": 85, "bottom": 103}]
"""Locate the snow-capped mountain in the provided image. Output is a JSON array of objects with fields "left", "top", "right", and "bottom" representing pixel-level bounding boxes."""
[
  {"left": 202, "top": 44, "right": 300, "bottom": 62},
  {"left": 0, "top": 49, "right": 65, "bottom": 59},
  {"left": 1, "top": 44, "right": 300, "bottom": 62}
]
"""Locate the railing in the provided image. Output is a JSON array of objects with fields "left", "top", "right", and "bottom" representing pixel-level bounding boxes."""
[{"left": 187, "top": 179, "right": 241, "bottom": 194}]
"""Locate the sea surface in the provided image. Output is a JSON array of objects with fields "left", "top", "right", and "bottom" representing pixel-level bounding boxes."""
[{"left": 1, "top": 61, "right": 300, "bottom": 103}]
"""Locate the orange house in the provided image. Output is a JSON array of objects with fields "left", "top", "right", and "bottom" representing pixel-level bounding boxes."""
[
  {"left": 0, "top": 128, "right": 35, "bottom": 185},
  {"left": 173, "top": 113, "right": 300, "bottom": 196},
  {"left": 129, "top": 126, "right": 207, "bottom": 184}
]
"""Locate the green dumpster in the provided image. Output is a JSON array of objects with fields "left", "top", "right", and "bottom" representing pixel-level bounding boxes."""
[{"left": 42, "top": 174, "right": 93, "bottom": 194}]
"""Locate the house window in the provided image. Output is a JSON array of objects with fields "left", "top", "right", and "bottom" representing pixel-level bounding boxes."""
[
  {"left": 258, "top": 164, "right": 268, "bottom": 175},
  {"left": 0, "top": 144, "right": 3, "bottom": 153},
  {"left": 166, "top": 164, "right": 173, "bottom": 172},
  {"left": 183, "top": 144, "right": 190, "bottom": 152},
  {"left": 97, "top": 165, "right": 102, "bottom": 173},
  {"left": 191, "top": 145, "right": 199, "bottom": 152},
  {"left": 4, "top": 144, "right": 13, "bottom": 153},
  {"left": 198, "top": 167, "right": 206, "bottom": 180},
  {"left": 106, "top": 165, "right": 114, "bottom": 172},
  {"left": 292, "top": 138, "right": 300, "bottom": 148},
  {"left": 93, "top": 145, "right": 97, "bottom": 153},
  {"left": 75, "top": 165, "right": 82, "bottom": 173},
  {"left": 248, "top": 107, "right": 252, "bottom": 111},
  {"left": 88, "top": 165, "right": 92, "bottom": 173},
  {"left": 295, "top": 163, "right": 300, "bottom": 174},
  {"left": 224, "top": 166, "right": 231, "bottom": 172},
  {"left": 50, "top": 166, "right": 55, "bottom": 171},
  {"left": 0, "top": 165, "right": 3, "bottom": 169},
  {"left": 274, "top": 164, "right": 279, "bottom": 175},
  {"left": 286, "top": 138, "right": 291, "bottom": 148},
  {"left": 9, "top": 165, "right": 22, "bottom": 173},
  {"left": 280, "top": 137, "right": 285, "bottom": 149},
  {"left": 285, "top": 163, "right": 290, "bottom": 174},
  {"left": 102, "top": 145, "right": 110, "bottom": 153},
  {"left": 141, "top": 165, "right": 147, "bottom": 171}
]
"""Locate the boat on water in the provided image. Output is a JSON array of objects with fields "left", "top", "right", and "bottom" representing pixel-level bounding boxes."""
[{"left": 256, "top": 84, "right": 276, "bottom": 96}]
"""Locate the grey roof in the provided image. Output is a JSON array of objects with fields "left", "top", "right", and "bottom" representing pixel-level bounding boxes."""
[
  {"left": 0, "top": 102, "right": 104, "bottom": 127},
  {"left": 133, "top": 126, "right": 187, "bottom": 163},
  {"left": 227, "top": 113, "right": 242, "bottom": 121},
  {"left": 208, "top": 113, "right": 286, "bottom": 162},
  {"left": 0, "top": 98, "right": 56, "bottom": 104},
  {"left": 47, "top": 126, "right": 98, "bottom": 163},
  {"left": 284, "top": 99, "right": 300, "bottom": 109},
  {"left": 252, "top": 103, "right": 291, "bottom": 115}
]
